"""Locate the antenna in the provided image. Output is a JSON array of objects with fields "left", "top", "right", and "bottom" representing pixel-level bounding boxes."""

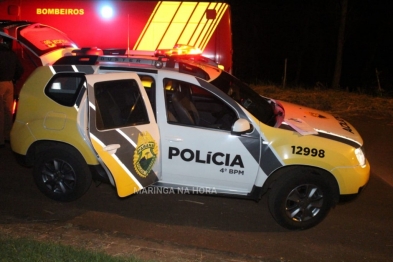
[{"left": 127, "top": 14, "right": 130, "bottom": 57}]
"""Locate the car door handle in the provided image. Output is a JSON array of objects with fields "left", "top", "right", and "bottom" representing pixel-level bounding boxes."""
[
  {"left": 165, "top": 136, "right": 183, "bottom": 142},
  {"left": 103, "top": 144, "right": 121, "bottom": 154}
]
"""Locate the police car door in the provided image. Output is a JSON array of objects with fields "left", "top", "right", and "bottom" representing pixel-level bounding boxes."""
[
  {"left": 158, "top": 74, "right": 261, "bottom": 195},
  {"left": 86, "top": 73, "right": 160, "bottom": 197}
]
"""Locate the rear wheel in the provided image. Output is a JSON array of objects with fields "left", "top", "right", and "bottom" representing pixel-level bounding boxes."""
[
  {"left": 33, "top": 149, "right": 92, "bottom": 202},
  {"left": 268, "top": 167, "right": 337, "bottom": 230}
]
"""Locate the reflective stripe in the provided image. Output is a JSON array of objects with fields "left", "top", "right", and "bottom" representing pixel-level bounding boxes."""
[
  {"left": 279, "top": 123, "right": 360, "bottom": 148},
  {"left": 261, "top": 139, "right": 284, "bottom": 175},
  {"left": 90, "top": 134, "right": 143, "bottom": 197},
  {"left": 134, "top": 2, "right": 229, "bottom": 51}
]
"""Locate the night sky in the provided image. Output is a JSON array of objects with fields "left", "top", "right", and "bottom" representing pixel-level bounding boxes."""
[{"left": 225, "top": 0, "right": 393, "bottom": 94}]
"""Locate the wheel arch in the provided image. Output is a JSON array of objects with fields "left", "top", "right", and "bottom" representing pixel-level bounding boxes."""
[
  {"left": 260, "top": 165, "right": 340, "bottom": 205},
  {"left": 25, "top": 140, "right": 81, "bottom": 164},
  {"left": 25, "top": 140, "right": 112, "bottom": 184}
]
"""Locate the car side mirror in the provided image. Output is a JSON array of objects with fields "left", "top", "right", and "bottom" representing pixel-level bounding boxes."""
[{"left": 231, "top": 118, "right": 253, "bottom": 135}]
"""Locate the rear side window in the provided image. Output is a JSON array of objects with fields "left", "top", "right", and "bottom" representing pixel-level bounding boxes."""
[
  {"left": 94, "top": 79, "right": 149, "bottom": 130},
  {"left": 45, "top": 73, "right": 85, "bottom": 106}
]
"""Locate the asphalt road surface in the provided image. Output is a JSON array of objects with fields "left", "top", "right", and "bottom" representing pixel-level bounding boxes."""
[{"left": 1, "top": 116, "right": 392, "bottom": 262}]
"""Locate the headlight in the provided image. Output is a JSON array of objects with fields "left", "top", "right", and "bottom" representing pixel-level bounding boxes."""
[{"left": 355, "top": 147, "right": 366, "bottom": 166}]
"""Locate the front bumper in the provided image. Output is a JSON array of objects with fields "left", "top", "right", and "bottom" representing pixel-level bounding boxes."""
[{"left": 331, "top": 159, "right": 371, "bottom": 195}]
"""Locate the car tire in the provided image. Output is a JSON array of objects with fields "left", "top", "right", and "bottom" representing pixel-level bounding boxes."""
[
  {"left": 268, "top": 167, "right": 336, "bottom": 230},
  {"left": 33, "top": 148, "right": 92, "bottom": 202}
]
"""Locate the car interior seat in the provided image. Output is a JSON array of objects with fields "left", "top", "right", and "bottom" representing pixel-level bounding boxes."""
[{"left": 171, "top": 84, "right": 200, "bottom": 125}]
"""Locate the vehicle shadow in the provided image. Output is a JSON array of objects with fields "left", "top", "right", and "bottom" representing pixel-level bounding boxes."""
[
  {"left": 1, "top": 142, "right": 389, "bottom": 237},
  {"left": 0, "top": 142, "right": 283, "bottom": 233}
]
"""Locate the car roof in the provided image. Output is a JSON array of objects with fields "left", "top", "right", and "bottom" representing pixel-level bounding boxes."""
[{"left": 53, "top": 54, "right": 222, "bottom": 81}]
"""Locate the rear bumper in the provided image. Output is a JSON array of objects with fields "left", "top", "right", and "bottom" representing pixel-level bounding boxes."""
[{"left": 13, "top": 152, "right": 32, "bottom": 167}]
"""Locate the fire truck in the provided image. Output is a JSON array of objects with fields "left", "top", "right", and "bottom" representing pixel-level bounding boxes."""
[
  {"left": 1, "top": 1, "right": 232, "bottom": 115},
  {"left": 0, "top": 0, "right": 232, "bottom": 71}
]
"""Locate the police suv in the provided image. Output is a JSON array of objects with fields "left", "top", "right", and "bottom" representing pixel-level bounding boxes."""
[{"left": 10, "top": 55, "right": 370, "bottom": 230}]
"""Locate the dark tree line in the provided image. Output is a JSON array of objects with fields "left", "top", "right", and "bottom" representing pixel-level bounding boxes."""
[{"left": 227, "top": 0, "right": 393, "bottom": 95}]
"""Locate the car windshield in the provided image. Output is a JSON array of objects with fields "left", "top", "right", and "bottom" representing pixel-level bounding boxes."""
[{"left": 210, "top": 71, "right": 276, "bottom": 126}]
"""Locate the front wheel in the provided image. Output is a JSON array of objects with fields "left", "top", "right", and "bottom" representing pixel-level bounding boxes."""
[
  {"left": 33, "top": 148, "right": 92, "bottom": 202},
  {"left": 268, "top": 168, "right": 337, "bottom": 230}
]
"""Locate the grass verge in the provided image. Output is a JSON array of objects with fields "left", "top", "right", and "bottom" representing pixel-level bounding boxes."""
[
  {"left": 0, "top": 234, "right": 145, "bottom": 262},
  {"left": 252, "top": 85, "right": 393, "bottom": 120}
]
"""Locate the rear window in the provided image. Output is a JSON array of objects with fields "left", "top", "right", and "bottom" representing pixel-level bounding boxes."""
[{"left": 45, "top": 73, "right": 85, "bottom": 107}]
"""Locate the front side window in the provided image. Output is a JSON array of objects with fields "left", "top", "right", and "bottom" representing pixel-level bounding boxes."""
[
  {"left": 164, "top": 78, "right": 237, "bottom": 131},
  {"left": 45, "top": 73, "right": 85, "bottom": 106},
  {"left": 210, "top": 71, "right": 276, "bottom": 126},
  {"left": 94, "top": 79, "right": 149, "bottom": 130}
]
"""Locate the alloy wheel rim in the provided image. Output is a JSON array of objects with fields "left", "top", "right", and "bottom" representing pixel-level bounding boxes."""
[
  {"left": 285, "top": 184, "right": 324, "bottom": 222},
  {"left": 41, "top": 159, "right": 76, "bottom": 194}
]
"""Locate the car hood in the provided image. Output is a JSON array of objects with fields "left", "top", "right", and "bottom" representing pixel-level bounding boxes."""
[{"left": 277, "top": 100, "right": 363, "bottom": 147}]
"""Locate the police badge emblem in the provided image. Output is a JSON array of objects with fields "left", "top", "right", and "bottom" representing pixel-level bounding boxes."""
[{"left": 133, "top": 131, "right": 158, "bottom": 178}]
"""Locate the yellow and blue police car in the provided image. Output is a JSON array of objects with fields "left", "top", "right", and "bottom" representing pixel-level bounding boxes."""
[{"left": 10, "top": 55, "right": 370, "bottom": 230}]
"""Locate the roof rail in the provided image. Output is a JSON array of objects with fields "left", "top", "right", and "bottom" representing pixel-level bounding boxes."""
[
  {"left": 53, "top": 55, "right": 173, "bottom": 69},
  {"left": 54, "top": 53, "right": 218, "bottom": 68},
  {"left": 53, "top": 55, "right": 99, "bottom": 65}
]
